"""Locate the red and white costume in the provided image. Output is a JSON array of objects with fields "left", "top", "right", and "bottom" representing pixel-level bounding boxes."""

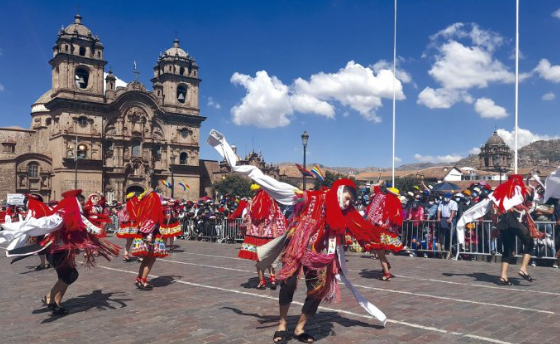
[
  {"left": 364, "top": 187, "right": 403, "bottom": 252},
  {"left": 116, "top": 195, "right": 140, "bottom": 238},
  {"left": 159, "top": 200, "right": 181, "bottom": 238},
  {"left": 238, "top": 190, "right": 287, "bottom": 261},
  {"left": 131, "top": 189, "right": 168, "bottom": 258}
]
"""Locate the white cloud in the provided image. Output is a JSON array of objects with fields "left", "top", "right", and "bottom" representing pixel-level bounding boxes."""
[
  {"left": 534, "top": 59, "right": 560, "bottom": 83},
  {"left": 371, "top": 60, "right": 412, "bottom": 84},
  {"left": 542, "top": 92, "right": 556, "bottom": 101},
  {"left": 469, "top": 147, "right": 481, "bottom": 155},
  {"left": 553, "top": 8, "right": 560, "bottom": 19},
  {"left": 231, "top": 71, "right": 294, "bottom": 128},
  {"left": 231, "top": 61, "right": 409, "bottom": 127},
  {"left": 414, "top": 153, "right": 463, "bottom": 164},
  {"left": 0, "top": 81, "right": 4, "bottom": 92},
  {"left": 417, "top": 87, "right": 471, "bottom": 109},
  {"left": 419, "top": 23, "right": 519, "bottom": 114},
  {"left": 474, "top": 97, "right": 508, "bottom": 119},
  {"left": 207, "top": 97, "right": 222, "bottom": 109},
  {"left": 496, "top": 127, "right": 560, "bottom": 149},
  {"left": 394, "top": 156, "right": 402, "bottom": 163}
]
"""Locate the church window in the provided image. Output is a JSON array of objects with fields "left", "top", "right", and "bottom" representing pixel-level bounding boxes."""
[
  {"left": 46, "top": 118, "right": 52, "bottom": 125},
  {"left": 177, "top": 85, "right": 187, "bottom": 103},
  {"left": 2, "top": 143, "right": 15, "bottom": 153},
  {"left": 75, "top": 68, "right": 89, "bottom": 89},
  {"left": 152, "top": 145, "right": 162, "bottom": 160},
  {"left": 180, "top": 128, "right": 189, "bottom": 138},
  {"left": 28, "top": 163, "right": 39, "bottom": 178},
  {"left": 79, "top": 46, "right": 86, "bottom": 56},
  {"left": 132, "top": 140, "right": 141, "bottom": 157},
  {"left": 64, "top": 45, "right": 68, "bottom": 52},
  {"left": 180, "top": 67, "right": 185, "bottom": 75},
  {"left": 179, "top": 152, "right": 188, "bottom": 165},
  {"left": 77, "top": 116, "right": 88, "bottom": 128}
]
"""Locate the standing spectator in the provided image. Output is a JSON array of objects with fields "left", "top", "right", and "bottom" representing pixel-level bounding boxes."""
[{"left": 437, "top": 192, "right": 458, "bottom": 258}]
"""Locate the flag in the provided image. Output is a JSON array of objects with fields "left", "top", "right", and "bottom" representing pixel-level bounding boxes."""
[
  {"left": 310, "top": 164, "right": 325, "bottom": 182},
  {"left": 178, "top": 181, "right": 190, "bottom": 191},
  {"left": 295, "top": 164, "right": 313, "bottom": 177},
  {"left": 160, "top": 179, "right": 171, "bottom": 188}
]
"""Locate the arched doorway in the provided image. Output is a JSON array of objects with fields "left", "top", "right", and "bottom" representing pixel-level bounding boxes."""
[{"left": 126, "top": 185, "right": 145, "bottom": 197}]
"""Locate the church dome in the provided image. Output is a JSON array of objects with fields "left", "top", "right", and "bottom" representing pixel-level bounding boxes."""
[
  {"left": 31, "top": 90, "right": 53, "bottom": 113},
  {"left": 486, "top": 131, "right": 506, "bottom": 146},
  {"left": 62, "top": 14, "right": 93, "bottom": 37},
  {"left": 164, "top": 39, "right": 188, "bottom": 58}
]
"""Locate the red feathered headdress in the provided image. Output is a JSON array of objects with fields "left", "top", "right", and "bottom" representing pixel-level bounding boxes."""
[
  {"left": 324, "top": 179, "right": 380, "bottom": 245},
  {"left": 490, "top": 174, "right": 528, "bottom": 213}
]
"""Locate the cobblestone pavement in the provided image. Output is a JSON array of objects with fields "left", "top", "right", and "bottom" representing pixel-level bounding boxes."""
[{"left": 1, "top": 237, "right": 560, "bottom": 344}]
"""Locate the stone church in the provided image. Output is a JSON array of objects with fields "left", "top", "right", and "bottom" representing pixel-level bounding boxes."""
[
  {"left": 0, "top": 13, "right": 205, "bottom": 202},
  {"left": 478, "top": 131, "right": 512, "bottom": 172}
]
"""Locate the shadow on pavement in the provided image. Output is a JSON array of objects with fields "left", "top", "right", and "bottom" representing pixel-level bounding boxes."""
[
  {"left": 151, "top": 275, "right": 182, "bottom": 287},
  {"left": 358, "top": 269, "right": 384, "bottom": 280},
  {"left": 441, "top": 272, "right": 524, "bottom": 285},
  {"left": 240, "top": 276, "right": 261, "bottom": 289},
  {"left": 221, "top": 306, "right": 383, "bottom": 341},
  {"left": 33, "top": 289, "right": 131, "bottom": 323}
]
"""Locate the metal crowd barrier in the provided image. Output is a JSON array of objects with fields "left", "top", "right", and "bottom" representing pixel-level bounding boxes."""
[
  {"left": 178, "top": 218, "right": 244, "bottom": 243},
  {"left": 400, "top": 219, "right": 558, "bottom": 261},
  {"left": 172, "top": 216, "right": 558, "bottom": 263}
]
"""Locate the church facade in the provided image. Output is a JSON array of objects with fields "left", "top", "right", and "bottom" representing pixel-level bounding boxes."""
[{"left": 0, "top": 13, "right": 205, "bottom": 202}]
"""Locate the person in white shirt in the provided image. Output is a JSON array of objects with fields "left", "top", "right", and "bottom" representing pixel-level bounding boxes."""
[{"left": 437, "top": 192, "right": 458, "bottom": 258}]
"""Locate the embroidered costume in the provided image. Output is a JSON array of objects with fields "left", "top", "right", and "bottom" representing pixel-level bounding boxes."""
[
  {"left": 159, "top": 201, "right": 181, "bottom": 238},
  {"left": 131, "top": 189, "right": 167, "bottom": 259},
  {"left": 238, "top": 189, "right": 287, "bottom": 261},
  {"left": 116, "top": 194, "right": 140, "bottom": 238},
  {"left": 364, "top": 187, "right": 403, "bottom": 252}
]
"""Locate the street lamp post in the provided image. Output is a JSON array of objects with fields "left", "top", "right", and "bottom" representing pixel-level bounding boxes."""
[
  {"left": 301, "top": 131, "right": 309, "bottom": 190},
  {"left": 74, "top": 135, "right": 78, "bottom": 189}
]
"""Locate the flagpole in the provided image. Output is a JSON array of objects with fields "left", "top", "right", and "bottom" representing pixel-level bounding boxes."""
[
  {"left": 514, "top": 0, "right": 519, "bottom": 174},
  {"left": 392, "top": 0, "right": 397, "bottom": 186}
]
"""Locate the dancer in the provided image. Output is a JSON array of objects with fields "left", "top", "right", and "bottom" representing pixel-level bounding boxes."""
[
  {"left": 23, "top": 194, "right": 52, "bottom": 270},
  {"left": 208, "top": 130, "right": 389, "bottom": 344},
  {"left": 0, "top": 189, "right": 120, "bottom": 315},
  {"left": 83, "top": 193, "right": 111, "bottom": 237},
  {"left": 116, "top": 192, "right": 140, "bottom": 262},
  {"left": 160, "top": 200, "right": 181, "bottom": 252},
  {"left": 364, "top": 183, "right": 404, "bottom": 281},
  {"left": 131, "top": 189, "right": 167, "bottom": 290},
  {"left": 238, "top": 184, "right": 287, "bottom": 290},
  {"left": 493, "top": 175, "right": 541, "bottom": 285},
  {"left": 457, "top": 174, "right": 544, "bottom": 285}
]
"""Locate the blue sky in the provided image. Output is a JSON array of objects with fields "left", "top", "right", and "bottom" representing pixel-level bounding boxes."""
[{"left": 0, "top": 1, "right": 559, "bottom": 168}]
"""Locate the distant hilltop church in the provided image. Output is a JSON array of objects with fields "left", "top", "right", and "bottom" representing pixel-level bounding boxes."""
[
  {"left": 0, "top": 13, "right": 205, "bottom": 202},
  {"left": 478, "top": 131, "right": 512, "bottom": 172}
]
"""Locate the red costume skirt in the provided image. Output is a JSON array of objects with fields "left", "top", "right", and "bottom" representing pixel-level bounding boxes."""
[
  {"left": 159, "top": 221, "right": 181, "bottom": 238},
  {"left": 238, "top": 235, "right": 273, "bottom": 261},
  {"left": 365, "top": 232, "right": 403, "bottom": 253},
  {"left": 131, "top": 235, "right": 168, "bottom": 258},
  {"left": 116, "top": 221, "right": 138, "bottom": 238}
]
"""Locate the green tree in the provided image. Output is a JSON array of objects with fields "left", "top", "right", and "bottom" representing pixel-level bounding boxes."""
[
  {"left": 213, "top": 174, "right": 253, "bottom": 197},
  {"left": 394, "top": 175, "right": 418, "bottom": 194}
]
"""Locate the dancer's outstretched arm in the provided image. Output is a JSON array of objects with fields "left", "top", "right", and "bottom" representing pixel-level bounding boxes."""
[{"left": 207, "top": 129, "right": 300, "bottom": 205}]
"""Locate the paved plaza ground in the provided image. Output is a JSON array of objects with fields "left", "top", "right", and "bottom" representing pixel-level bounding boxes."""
[{"left": 1, "top": 237, "right": 560, "bottom": 344}]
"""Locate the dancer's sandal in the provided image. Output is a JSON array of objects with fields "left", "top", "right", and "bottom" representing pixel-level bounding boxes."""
[
  {"left": 137, "top": 278, "right": 153, "bottom": 290},
  {"left": 48, "top": 303, "right": 70, "bottom": 316},
  {"left": 272, "top": 330, "right": 287, "bottom": 344},
  {"left": 294, "top": 331, "right": 315, "bottom": 343},
  {"left": 518, "top": 270, "right": 533, "bottom": 282},
  {"left": 35, "top": 264, "right": 46, "bottom": 271},
  {"left": 41, "top": 295, "right": 49, "bottom": 306},
  {"left": 269, "top": 274, "right": 277, "bottom": 290},
  {"left": 380, "top": 272, "right": 392, "bottom": 281},
  {"left": 256, "top": 280, "right": 267, "bottom": 290},
  {"left": 499, "top": 278, "right": 513, "bottom": 286},
  {"left": 123, "top": 255, "right": 133, "bottom": 262},
  {"left": 134, "top": 276, "right": 142, "bottom": 288}
]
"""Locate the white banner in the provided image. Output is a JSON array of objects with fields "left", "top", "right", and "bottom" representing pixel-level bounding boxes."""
[{"left": 7, "top": 194, "right": 25, "bottom": 206}]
